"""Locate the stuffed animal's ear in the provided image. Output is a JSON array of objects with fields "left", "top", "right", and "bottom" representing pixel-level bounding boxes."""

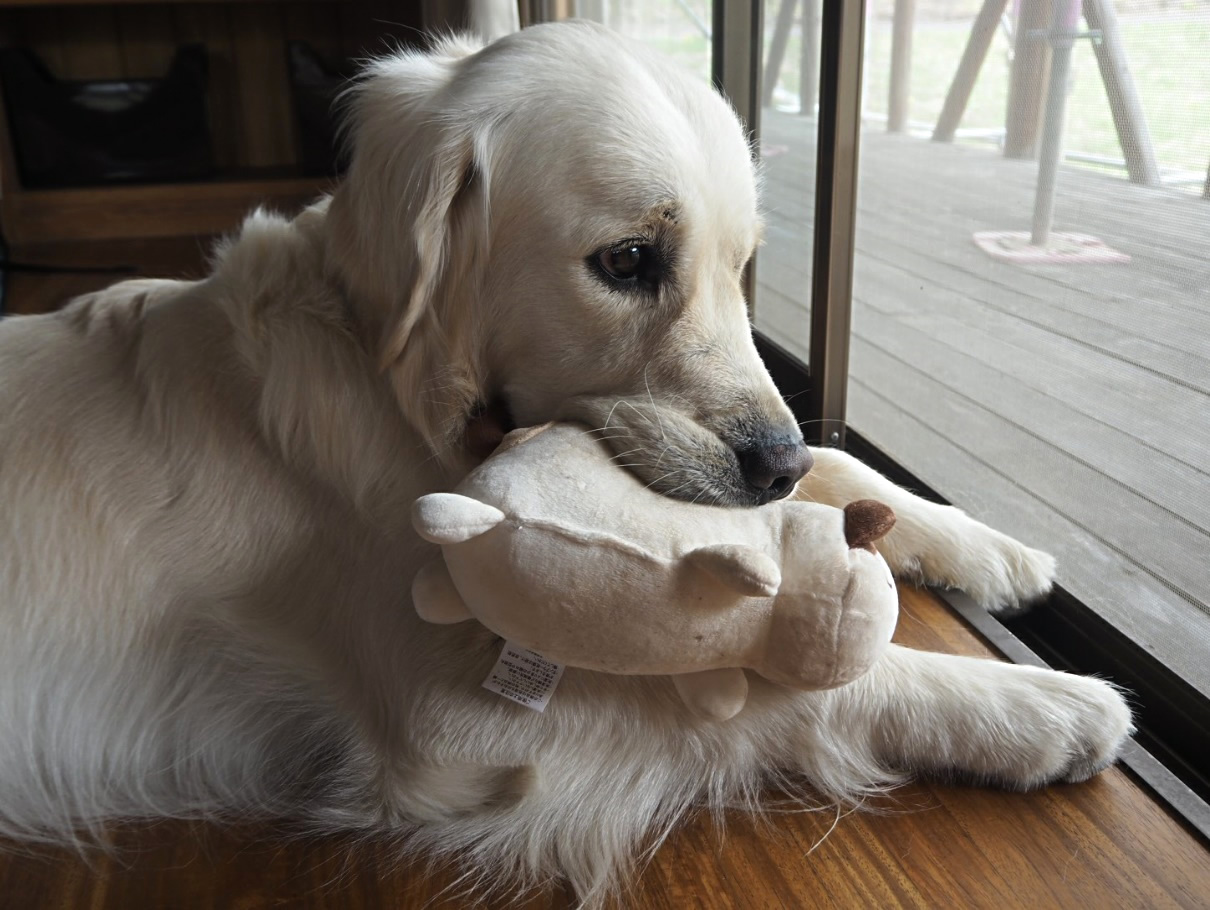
[
  {"left": 686, "top": 545, "right": 782, "bottom": 597},
  {"left": 412, "top": 493, "right": 505, "bottom": 544}
]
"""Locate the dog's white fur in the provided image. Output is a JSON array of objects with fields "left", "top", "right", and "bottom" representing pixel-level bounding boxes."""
[{"left": 0, "top": 23, "right": 1131, "bottom": 905}]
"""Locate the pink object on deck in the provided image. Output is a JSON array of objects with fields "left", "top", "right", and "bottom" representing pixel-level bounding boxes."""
[{"left": 973, "top": 230, "right": 1131, "bottom": 265}]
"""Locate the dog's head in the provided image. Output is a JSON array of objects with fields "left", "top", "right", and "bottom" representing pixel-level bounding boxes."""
[{"left": 327, "top": 22, "right": 810, "bottom": 506}]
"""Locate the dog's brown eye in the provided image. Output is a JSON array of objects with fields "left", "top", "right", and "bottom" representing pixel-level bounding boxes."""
[
  {"left": 593, "top": 242, "right": 661, "bottom": 290},
  {"left": 600, "top": 245, "right": 643, "bottom": 279}
]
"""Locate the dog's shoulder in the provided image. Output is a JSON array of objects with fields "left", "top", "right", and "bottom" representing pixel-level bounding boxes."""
[{"left": 61, "top": 278, "right": 187, "bottom": 344}]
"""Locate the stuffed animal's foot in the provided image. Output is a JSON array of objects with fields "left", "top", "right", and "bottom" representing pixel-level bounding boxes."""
[
  {"left": 411, "top": 558, "right": 474, "bottom": 624},
  {"left": 672, "top": 668, "right": 749, "bottom": 721}
]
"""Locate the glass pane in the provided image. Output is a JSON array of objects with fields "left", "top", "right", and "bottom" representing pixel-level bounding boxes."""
[
  {"left": 584, "top": 1, "right": 713, "bottom": 83},
  {"left": 848, "top": 1, "right": 1210, "bottom": 695},
  {"left": 753, "top": 0, "right": 820, "bottom": 364}
]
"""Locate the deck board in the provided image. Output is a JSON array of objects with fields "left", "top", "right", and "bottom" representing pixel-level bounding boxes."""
[
  {"left": 756, "top": 111, "right": 1210, "bottom": 696},
  {"left": 854, "top": 256, "right": 1210, "bottom": 466},
  {"left": 854, "top": 283, "right": 1210, "bottom": 532}
]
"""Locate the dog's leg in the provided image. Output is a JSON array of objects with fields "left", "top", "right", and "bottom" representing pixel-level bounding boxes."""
[
  {"left": 803, "top": 644, "right": 1132, "bottom": 790},
  {"left": 800, "top": 448, "right": 1056, "bottom": 613},
  {"left": 387, "top": 762, "right": 537, "bottom": 824}
]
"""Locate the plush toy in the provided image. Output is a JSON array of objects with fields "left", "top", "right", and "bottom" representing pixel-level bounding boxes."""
[{"left": 411, "top": 423, "right": 899, "bottom": 720}]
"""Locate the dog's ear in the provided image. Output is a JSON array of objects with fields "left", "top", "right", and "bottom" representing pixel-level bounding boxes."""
[{"left": 327, "top": 35, "right": 489, "bottom": 456}]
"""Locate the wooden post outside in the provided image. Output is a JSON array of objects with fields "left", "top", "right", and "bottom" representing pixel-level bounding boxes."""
[
  {"left": 762, "top": 0, "right": 798, "bottom": 106},
  {"left": 799, "top": 0, "right": 820, "bottom": 116},
  {"left": 887, "top": 0, "right": 916, "bottom": 131},
  {"left": 516, "top": 0, "right": 573, "bottom": 25},
  {"left": 1031, "top": 0, "right": 1080, "bottom": 246},
  {"left": 1005, "top": 0, "right": 1053, "bottom": 159},
  {"left": 933, "top": 0, "right": 1009, "bottom": 142},
  {"left": 1082, "top": 0, "right": 1160, "bottom": 186}
]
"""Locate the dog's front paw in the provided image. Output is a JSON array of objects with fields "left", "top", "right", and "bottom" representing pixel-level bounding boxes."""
[
  {"left": 893, "top": 507, "right": 1057, "bottom": 613},
  {"left": 944, "top": 529, "right": 1056, "bottom": 615},
  {"left": 965, "top": 668, "right": 1133, "bottom": 790}
]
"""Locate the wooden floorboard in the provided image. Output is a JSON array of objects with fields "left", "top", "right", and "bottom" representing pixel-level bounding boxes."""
[
  {"left": 852, "top": 255, "right": 1210, "bottom": 495},
  {"left": 756, "top": 110, "right": 1210, "bottom": 697},
  {"left": 847, "top": 374, "right": 1210, "bottom": 681},
  {"left": 762, "top": 179, "right": 1210, "bottom": 365},
  {"left": 764, "top": 123, "right": 1210, "bottom": 283},
  {"left": 761, "top": 125, "right": 1210, "bottom": 347},
  {"left": 852, "top": 282, "right": 1210, "bottom": 532},
  {"left": 764, "top": 246, "right": 1210, "bottom": 532},
  {"left": 851, "top": 222, "right": 1210, "bottom": 388},
  {"left": 850, "top": 338, "right": 1209, "bottom": 613}
]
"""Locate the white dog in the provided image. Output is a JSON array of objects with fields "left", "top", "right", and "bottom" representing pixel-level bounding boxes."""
[{"left": 0, "top": 22, "right": 1131, "bottom": 905}]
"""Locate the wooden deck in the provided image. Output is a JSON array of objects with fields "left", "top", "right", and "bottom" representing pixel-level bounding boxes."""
[{"left": 755, "top": 109, "right": 1210, "bottom": 697}]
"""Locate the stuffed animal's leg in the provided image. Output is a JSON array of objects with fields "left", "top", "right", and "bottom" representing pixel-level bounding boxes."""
[
  {"left": 672, "top": 668, "right": 749, "bottom": 721},
  {"left": 799, "top": 447, "right": 1055, "bottom": 613},
  {"left": 814, "top": 644, "right": 1132, "bottom": 789},
  {"left": 411, "top": 558, "right": 474, "bottom": 624}
]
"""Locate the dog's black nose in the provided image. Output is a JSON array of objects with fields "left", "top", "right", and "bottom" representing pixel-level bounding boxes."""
[{"left": 737, "top": 441, "right": 813, "bottom": 500}]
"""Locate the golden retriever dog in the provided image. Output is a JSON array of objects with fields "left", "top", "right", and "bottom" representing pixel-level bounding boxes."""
[{"left": 0, "top": 21, "right": 1131, "bottom": 905}]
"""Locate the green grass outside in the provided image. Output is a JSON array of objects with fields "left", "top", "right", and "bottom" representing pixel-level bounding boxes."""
[
  {"left": 642, "top": 33, "right": 712, "bottom": 84},
  {"left": 770, "top": 13, "right": 1210, "bottom": 181}
]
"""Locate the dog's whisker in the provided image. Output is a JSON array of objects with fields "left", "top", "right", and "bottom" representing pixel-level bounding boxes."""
[
  {"left": 643, "top": 364, "right": 667, "bottom": 443},
  {"left": 643, "top": 471, "right": 680, "bottom": 490},
  {"left": 796, "top": 417, "right": 848, "bottom": 432},
  {"left": 603, "top": 399, "right": 625, "bottom": 434},
  {"left": 663, "top": 480, "right": 697, "bottom": 500}
]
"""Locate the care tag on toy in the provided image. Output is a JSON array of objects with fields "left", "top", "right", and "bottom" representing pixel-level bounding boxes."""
[{"left": 482, "top": 641, "right": 565, "bottom": 712}]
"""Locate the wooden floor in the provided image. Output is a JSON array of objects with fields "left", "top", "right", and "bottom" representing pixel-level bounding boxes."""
[
  {"left": 755, "top": 110, "right": 1210, "bottom": 698},
  {"left": 1, "top": 238, "right": 1208, "bottom": 907}
]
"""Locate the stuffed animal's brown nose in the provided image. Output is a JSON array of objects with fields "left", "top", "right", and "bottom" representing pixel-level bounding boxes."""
[
  {"left": 843, "top": 500, "right": 896, "bottom": 551},
  {"left": 737, "top": 441, "right": 813, "bottom": 500}
]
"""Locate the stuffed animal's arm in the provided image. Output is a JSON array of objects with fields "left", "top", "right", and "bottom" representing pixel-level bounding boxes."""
[
  {"left": 412, "top": 558, "right": 474, "bottom": 624},
  {"left": 672, "top": 668, "right": 750, "bottom": 721}
]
